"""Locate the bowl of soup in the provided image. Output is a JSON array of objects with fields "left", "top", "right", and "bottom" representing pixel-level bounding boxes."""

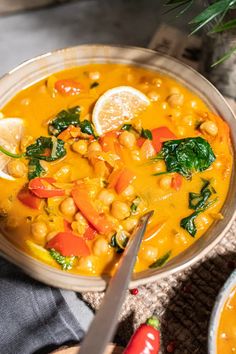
[
  {"left": 209, "top": 270, "right": 236, "bottom": 353},
  {"left": 0, "top": 45, "right": 235, "bottom": 291}
]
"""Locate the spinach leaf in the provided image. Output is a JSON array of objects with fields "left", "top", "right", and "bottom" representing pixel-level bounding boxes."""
[
  {"left": 80, "top": 119, "right": 95, "bottom": 136},
  {"left": 28, "top": 158, "right": 46, "bottom": 180},
  {"left": 48, "top": 106, "right": 81, "bottom": 136},
  {"left": 141, "top": 128, "right": 153, "bottom": 140},
  {"left": 26, "top": 136, "right": 66, "bottom": 161},
  {"left": 130, "top": 196, "right": 141, "bottom": 214},
  {"left": 158, "top": 137, "right": 216, "bottom": 179},
  {"left": 180, "top": 211, "right": 200, "bottom": 237},
  {"left": 90, "top": 82, "right": 99, "bottom": 89},
  {"left": 189, "top": 179, "right": 216, "bottom": 210},
  {"left": 121, "top": 124, "right": 133, "bottom": 131},
  {"left": 49, "top": 248, "right": 76, "bottom": 270},
  {"left": 149, "top": 251, "right": 171, "bottom": 269},
  {"left": 109, "top": 233, "right": 128, "bottom": 253}
]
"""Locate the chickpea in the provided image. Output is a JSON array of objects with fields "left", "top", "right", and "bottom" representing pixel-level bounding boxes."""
[
  {"left": 98, "top": 190, "right": 115, "bottom": 206},
  {"left": 140, "top": 245, "right": 158, "bottom": 263},
  {"left": 119, "top": 131, "right": 136, "bottom": 149},
  {"left": 167, "top": 93, "right": 184, "bottom": 108},
  {"left": 78, "top": 255, "right": 97, "bottom": 273},
  {"left": 7, "top": 160, "right": 26, "bottom": 178},
  {"left": 94, "top": 161, "right": 109, "bottom": 178},
  {"left": 60, "top": 197, "right": 77, "bottom": 217},
  {"left": 72, "top": 212, "right": 87, "bottom": 234},
  {"left": 93, "top": 237, "right": 109, "bottom": 256},
  {"left": 111, "top": 201, "right": 130, "bottom": 220},
  {"left": 88, "top": 141, "right": 102, "bottom": 153},
  {"left": 72, "top": 140, "right": 88, "bottom": 155},
  {"left": 121, "top": 185, "right": 135, "bottom": 199},
  {"left": 89, "top": 71, "right": 100, "bottom": 80},
  {"left": 31, "top": 221, "right": 48, "bottom": 243},
  {"left": 153, "top": 160, "right": 166, "bottom": 174},
  {"left": 147, "top": 90, "right": 160, "bottom": 102},
  {"left": 200, "top": 121, "right": 218, "bottom": 136},
  {"left": 159, "top": 175, "right": 172, "bottom": 190},
  {"left": 122, "top": 217, "right": 138, "bottom": 232}
]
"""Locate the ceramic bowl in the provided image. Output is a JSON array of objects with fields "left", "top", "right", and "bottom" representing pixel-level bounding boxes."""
[
  {"left": 208, "top": 269, "right": 236, "bottom": 353},
  {"left": 0, "top": 45, "right": 235, "bottom": 291}
]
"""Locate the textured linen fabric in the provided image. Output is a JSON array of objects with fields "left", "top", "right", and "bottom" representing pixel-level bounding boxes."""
[{"left": 0, "top": 257, "right": 84, "bottom": 354}]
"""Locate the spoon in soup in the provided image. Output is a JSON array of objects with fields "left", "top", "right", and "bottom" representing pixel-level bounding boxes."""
[{"left": 78, "top": 210, "right": 154, "bottom": 354}]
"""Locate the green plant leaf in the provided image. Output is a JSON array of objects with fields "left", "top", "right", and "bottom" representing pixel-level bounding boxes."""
[
  {"left": 28, "top": 158, "right": 46, "bottom": 180},
  {"left": 26, "top": 136, "right": 66, "bottom": 162},
  {"left": 212, "top": 18, "right": 236, "bottom": 32},
  {"left": 141, "top": 128, "right": 153, "bottom": 140},
  {"left": 211, "top": 46, "right": 236, "bottom": 66},
  {"left": 79, "top": 119, "right": 96, "bottom": 136},
  {"left": 48, "top": 106, "right": 81, "bottom": 136},
  {"left": 121, "top": 124, "right": 133, "bottom": 131},
  {"left": 49, "top": 249, "right": 76, "bottom": 270}
]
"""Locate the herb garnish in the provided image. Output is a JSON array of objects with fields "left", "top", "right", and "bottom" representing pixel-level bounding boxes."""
[
  {"left": 28, "top": 158, "right": 46, "bottom": 180},
  {"left": 140, "top": 128, "right": 153, "bottom": 140},
  {"left": 149, "top": 251, "right": 171, "bottom": 269},
  {"left": 48, "top": 106, "right": 81, "bottom": 136},
  {"left": 154, "top": 137, "right": 215, "bottom": 180},
  {"left": 79, "top": 119, "right": 95, "bottom": 136},
  {"left": 110, "top": 232, "right": 129, "bottom": 253},
  {"left": 26, "top": 136, "right": 66, "bottom": 161},
  {"left": 49, "top": 248, "right": 76, "bottom": 270},
  {"left": 121, "top": 124, "right": 133, "bottom": 131},
  {"left": 130, "top": 196, "right": 141, "bottom": 214}
]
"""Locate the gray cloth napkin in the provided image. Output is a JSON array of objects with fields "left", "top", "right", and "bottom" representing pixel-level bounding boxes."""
[{"left": 0, "top": 256, "right": 85, "bottom": 354}]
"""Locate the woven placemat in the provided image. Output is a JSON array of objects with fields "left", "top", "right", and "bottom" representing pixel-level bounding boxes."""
[{"left": 82, "top": 25, "right": 236, "bottom": 353}]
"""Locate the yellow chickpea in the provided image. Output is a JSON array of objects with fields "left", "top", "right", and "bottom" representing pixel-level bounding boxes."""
[
  {"left": 140, "top": 245, "right": 158, "bottom": 263},
  {"left": 7, "top": 160, "right": 26, "bottom": 178},
  {"left": 119, "top": 131, "right": 136, "bottom": 149},
  {"left": 72, "top": 212, "right": 87, "bottom": 235},
  {"left": 159, "top": 175, "right": 172, "bottom": 190},
  {"left": 77, "top": 255, "right": 98, "bottom": 273},
  {"left": 60, "top": 197, "right": 77, "bottom": 217},
  {"left": 167, "top": 93, "right": 184, "bottom": 107},
  {"left": 72, "top": 140, "right": 88, "bottom": 155},
  {"left": 200, "top": 121, "right": 218, "bottom": 136},
  {"left": 122, "top": 217, "right": 138, "bottom": 232},
  {"left": 98, "top": 190, "right": 115, "bottom": 206},
  {"left": 147, "top": 90, "right": 160, "bottom": 102},
  {"left": 31, "top": 221, "right": 48, "bottom": 243},
  {"left": 93, "top": 237, "right": 109, "bottom": 256},
  {"left": 121, "top": 185, "right": 135, "bottom": 199},
  {"left": 88, "top": 141, "right": 102, "bottom": 153},
  {"left": 111, "top": 201, "right": 130, "bottom": 220}
]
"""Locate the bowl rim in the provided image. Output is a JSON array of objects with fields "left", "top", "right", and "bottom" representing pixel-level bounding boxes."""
[
  {"left": 0, "top": 43, "right": 236, "bottom": 292},
  {"left": 208, "top": 269, "right": 236, "bottom": 353}
]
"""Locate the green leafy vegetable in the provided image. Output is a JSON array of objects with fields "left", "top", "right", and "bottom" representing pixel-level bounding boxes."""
[
  {"left": 180, "top": 210, "right": 200, "bottom": 237},
  {"left": 49, "top": 248, "right": 76, "bottom": 270},
  {"left": 110, "top": 232, "right": 128, "bottom": 253},
  {"left": 141, "top": 128, "right": 153, "bottom": 140},
  {"left": 121, "top": 124, "right": 133, "bottom": 131},
  {"left": 48, "top": 106, "right": 81, "bottom": 136},
  {"left": 130, "top": 196, "right": 141, "bottom": 214},
  {"left": 189, "top": 179, "right": 216, "bottom": 210},
  {"left": 149, "top": 251, "right": 171, "bottom": 269},
  {"left": 157, "top": 137, "right": 216, "bottom": 179},
  {"left": 26, "top": 136, "right": 66, "bottom": 161},
  {"left": 90, "top": 82, "right": 99, "bottom": 89},
  {"left": 80, "top": 119, "right": 95, "bottom": 136},
  {"left": 28, "top": 158, "right": 46, "bottom": 180}
]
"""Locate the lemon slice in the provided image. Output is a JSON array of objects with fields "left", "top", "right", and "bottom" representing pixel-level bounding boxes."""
[
  {"left": 26, "top": 240, "right": 57, "bottom": 266},
  {"left": 0, "top": 118, "right": 24, "bottom": 180},
  {"left": 92, "top": 86, "right": 150, "bottom": 135}
]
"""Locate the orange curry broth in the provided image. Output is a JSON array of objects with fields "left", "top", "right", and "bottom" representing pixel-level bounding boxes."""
[
  {"left": 217, "top": 286, "right": 236, "bottom": 353},
  {"left": 0, "top": 64, "right": 232, "bottom": 276}
]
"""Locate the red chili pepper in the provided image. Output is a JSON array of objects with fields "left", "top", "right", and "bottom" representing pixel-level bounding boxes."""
[
  {"left": 46, "top": 231, "right": 90, "bottom": 257},
  {"left": 28, "top": 177, "right": 65, "bottom": 198},
  {"left": 123, "top": 316, "right": 160, "bottom": 354},
  {"left": 55, "top": 79, "right": 83, "bottom": 96},
  {"left": 17, "top": 185, "right": 42, "bottom": 209}
]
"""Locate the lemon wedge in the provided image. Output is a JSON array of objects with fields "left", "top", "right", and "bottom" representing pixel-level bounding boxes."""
[
  {"left": 92, "top": 86, "right": 150, "bottom": 135},
  {"left": 26, "top": 240, "right": 57, "bottom": 266},
  {"left": 0, "top": 118, "right": 24, "bottom": 180}
]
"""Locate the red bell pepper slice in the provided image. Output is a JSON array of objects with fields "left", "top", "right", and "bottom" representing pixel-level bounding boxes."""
[
  {"left": 46, "top": 231, "right": 90, "bottom": 257},
  {"left": 55, "top": 79, "right": 83, "bottom": 96},
  {"left": 71, "top": 184, "right": 113, "bottom": 235},
  {"left": 63, "top": 219, "right": 73, "bottom": 232},
  {"left": 28, "top": 177, "right": 65, "bottom": 198},
  {"left": 17, "top": 185, "right": 42, "bottom": 209},
  {"left": 99, "top": 131, "right": 119, "bottom": 153},
  {"left": 84, "top": 225, "right": 97, "bottom": 240},
  {"left": 123, "top": 316, "right": 160, "bottom": 354},
  {"left": 171, "top": 173, "right": 182, "bottom": 191},
  {"left": 115, "top": 168, "right": 136, "bottom": 194},
  {"left": 138, "top": 126, "right": 176, "bottom": 153}
]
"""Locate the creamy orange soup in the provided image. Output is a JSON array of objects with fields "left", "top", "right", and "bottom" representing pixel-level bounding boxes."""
[
  {"left": 0, "top": 64, "right": 232, "bottom": 276},
  {"left": 217, "top": 286, "right": 236, "bottom": 353}
]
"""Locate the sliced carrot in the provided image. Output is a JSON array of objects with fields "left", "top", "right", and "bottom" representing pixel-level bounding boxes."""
[
  {"left": 99, "top": 131, "right": 119, "bottom": 153},
  {"left": 171, "top": 174, "right": 182, "bottom": 191},
  {"left": 108, "top": 168, "right": 124, "bottom": 189},
  {"left": 46, "top": 231, "right": 90, "bottom": 257},
  {"left": 115, "top": 168, "right": 136, "bottom": 194},
  {"left": 71, "top": 184, "right": 113, "bottom": 235},
  {"left": 55, "top": 79, "right": 83, "bottom": 96}
]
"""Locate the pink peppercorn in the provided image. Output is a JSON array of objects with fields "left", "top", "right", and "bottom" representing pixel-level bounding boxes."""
[{"left": 130, "top": 288, "right": 139, "bottom": 295}]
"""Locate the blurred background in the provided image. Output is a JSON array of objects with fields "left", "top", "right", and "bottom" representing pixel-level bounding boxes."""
[{"left": 0, "top": 0, "right": 196, "bottom": 77}]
